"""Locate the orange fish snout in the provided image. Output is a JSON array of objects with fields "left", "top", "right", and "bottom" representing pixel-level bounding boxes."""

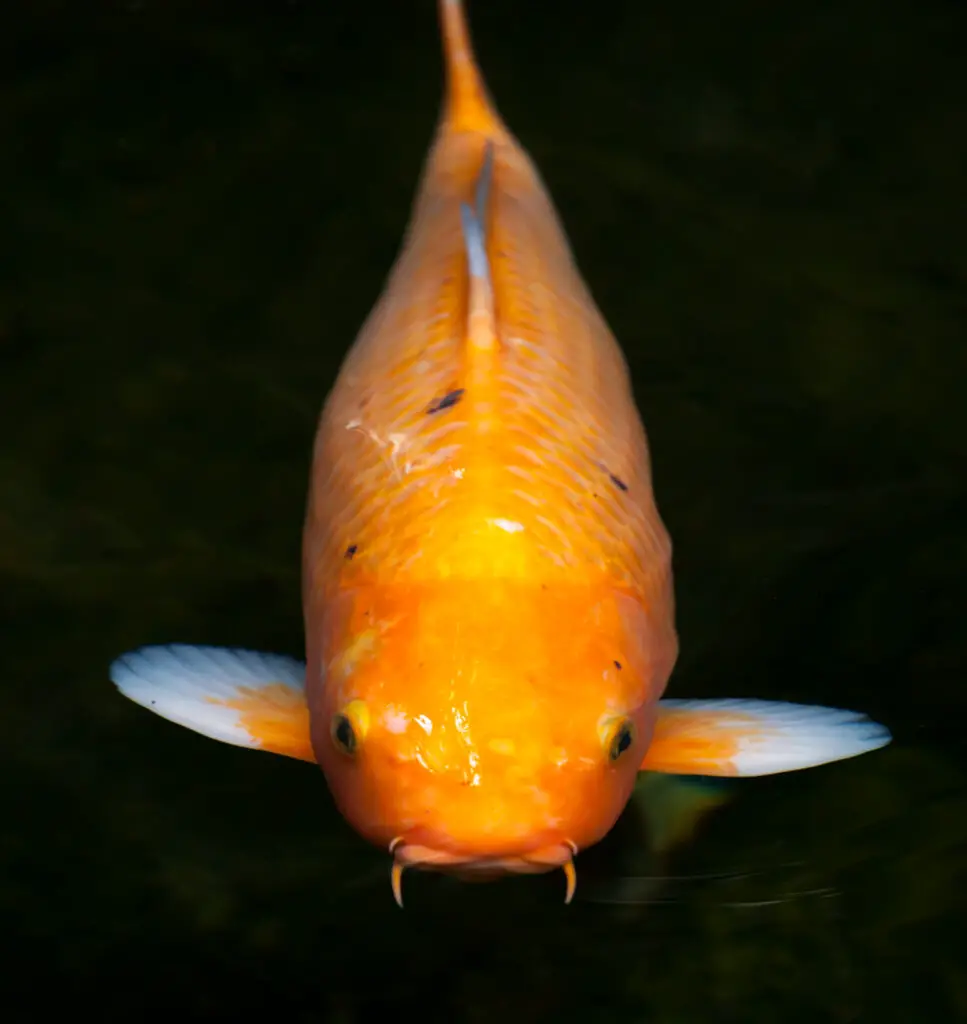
[
  {"left": 310, "top": 582, "right": 656, "bottom": 906},
  {"left": 385, "top": 769, "right": 584, "bottom": 907},
  {"left": 320, "top": 713, "right": 645, "bottom": 906}
]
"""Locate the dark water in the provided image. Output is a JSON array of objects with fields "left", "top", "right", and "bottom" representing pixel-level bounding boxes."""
[{"left": 3, "top": 1, "right": 965, "bottom": 1021}]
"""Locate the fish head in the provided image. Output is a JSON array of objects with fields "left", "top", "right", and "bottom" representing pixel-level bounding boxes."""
[{"left": 307, "top": 579, "right": 676, "bottom": 902}]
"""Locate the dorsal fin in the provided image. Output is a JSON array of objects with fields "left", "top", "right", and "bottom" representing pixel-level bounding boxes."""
[
  {"left": 438, "top": 0, "right": 506, "bottom": 137},
  {"left": 437, "top": 3, "right": 502, "bottom": 403},
  {"left": 460, "top": 140, "right": 497, "bottom": 361}
]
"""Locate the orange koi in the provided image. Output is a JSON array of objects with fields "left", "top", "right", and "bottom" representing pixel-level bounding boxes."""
[{"left": 110, "top": 0, "right": 890, "bottom": 907}]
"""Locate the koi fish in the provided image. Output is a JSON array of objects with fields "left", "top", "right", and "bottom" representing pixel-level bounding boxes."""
[{"left": 109, "top": 0, "right": 890, "bottom": 907}]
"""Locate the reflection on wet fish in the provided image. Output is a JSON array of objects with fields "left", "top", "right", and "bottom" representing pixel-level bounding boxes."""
[{"left": 109, "top": 0, "right": 891, "bottom": 907}]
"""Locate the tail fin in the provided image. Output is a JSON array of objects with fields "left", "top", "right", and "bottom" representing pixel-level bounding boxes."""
[{"left": 438, "top": 0, "right": 506, "bottom": 136}]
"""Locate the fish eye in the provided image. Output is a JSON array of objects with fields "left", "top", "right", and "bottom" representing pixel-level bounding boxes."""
[
  {"left": 604, "top": 717, "right": 636, "bottom": 763},
  {"left": 330, "top": 699, "right": 370, "bottom": 757},
  {"left": 331, "top": 714, "right": 356, "bottom": 755}
]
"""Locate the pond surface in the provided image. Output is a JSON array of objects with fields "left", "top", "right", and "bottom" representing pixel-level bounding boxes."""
[{"left": 3, "top": 1, "right": 965, "bottom": 1021}]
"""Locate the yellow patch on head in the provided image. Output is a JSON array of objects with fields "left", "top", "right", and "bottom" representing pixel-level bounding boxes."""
[
  {"left": 329, "top": 629, "right": 379, "bottom": 679},
  {"left": 487, "top": 737, "right": 515, "bottom": 757}
]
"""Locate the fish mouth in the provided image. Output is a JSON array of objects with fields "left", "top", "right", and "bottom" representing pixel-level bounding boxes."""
[{"left": 388, "top": 837, "right": 578, "bottom": 908}]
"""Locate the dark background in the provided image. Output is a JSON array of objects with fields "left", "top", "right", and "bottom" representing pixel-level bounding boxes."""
[{"left": 2, "top": 0, "right": 965, "bottom": 1021}]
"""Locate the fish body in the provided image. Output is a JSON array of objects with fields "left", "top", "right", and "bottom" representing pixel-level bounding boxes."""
[
  {"left": 301, "top": 0, "right": 676, "bottom": 884},
  {"left": 110, "top": 0, "right": 891, "bottom": 906}
]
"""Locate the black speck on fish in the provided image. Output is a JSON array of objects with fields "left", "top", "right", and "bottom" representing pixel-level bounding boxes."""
[
  {"left": 427, "top": 388, "right": 465, "bottom": 414},
  {"left": 596, "top": 461, "right": 629, "bottom": 493},
  {"left": 613, "top": 660, "right": 622, "bottom": 670},
  {"left": 345, "top": 544, "right": 358, "bottom": 559}
]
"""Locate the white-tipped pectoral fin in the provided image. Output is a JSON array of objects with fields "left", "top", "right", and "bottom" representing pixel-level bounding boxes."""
[{"left": 110, "top": 644, "right": 314, "bottom": 762}]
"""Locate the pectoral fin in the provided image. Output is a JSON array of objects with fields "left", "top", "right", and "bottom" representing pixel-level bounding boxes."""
[
  {"left": 110, "top": 644, "right": 315, "bottom": 762},
  {"left": 640, "top": 699, "right": 891, "bottom": 777}
]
